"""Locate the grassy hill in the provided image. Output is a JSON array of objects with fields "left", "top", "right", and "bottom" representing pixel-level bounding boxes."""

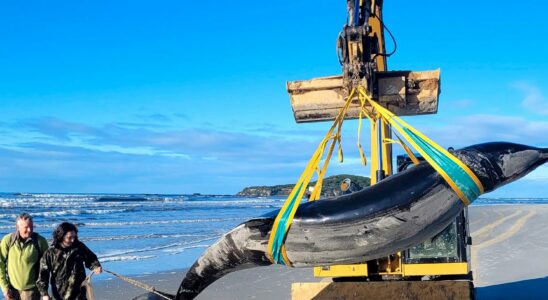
[{"left": 237, "top": 174, "right": 370, "bottom": 197}]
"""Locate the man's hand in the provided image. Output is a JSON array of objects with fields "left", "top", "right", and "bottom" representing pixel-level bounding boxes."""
[
  {"left": 3, "top": 288, "right": 13, "bottom": 300},
  {"left": 93, "top": 266, "right": 102, "bottom": 274},
  {"left": 42, "top": 295, "right": 50, "bottom": 300}
]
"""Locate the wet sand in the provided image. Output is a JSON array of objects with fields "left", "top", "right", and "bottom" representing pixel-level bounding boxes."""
[{"left": 92, "top": 204, "right": 548, "bottom": 299}]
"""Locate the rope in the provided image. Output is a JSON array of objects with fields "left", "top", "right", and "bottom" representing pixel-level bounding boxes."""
[
  {"left": 81, "top": 273, "right": 95, "bottom": 300},
  {"left": 104, "top": 269, "right": 173, "bottom": 300}
]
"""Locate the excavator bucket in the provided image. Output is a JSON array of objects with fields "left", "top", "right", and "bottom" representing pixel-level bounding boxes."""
[{"left": 287, "top": 69, "right": 440, "bottom": 123}]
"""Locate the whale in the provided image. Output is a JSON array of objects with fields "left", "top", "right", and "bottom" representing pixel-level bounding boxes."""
[{"left": 138, "top": 142, "right": 547, "bottom": 300}]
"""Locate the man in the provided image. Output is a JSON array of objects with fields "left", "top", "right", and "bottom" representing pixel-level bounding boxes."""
[
  {"left": 37, "top": 222, "right": 101, "bottom": 300},
  {"left": 0, "top": 213, "right": 48, "bottom": 300}
]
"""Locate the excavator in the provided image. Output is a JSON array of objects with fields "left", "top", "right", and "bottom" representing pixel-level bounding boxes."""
[{"left": 287, "top": 1, "right": 474, "bottom": 299}]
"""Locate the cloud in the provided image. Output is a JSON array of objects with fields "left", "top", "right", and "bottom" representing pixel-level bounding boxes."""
[
  {"left": 1, "top": 117, "right": 332, "bottom": 193},
  {"left": 113, "top": 113, "right": 191, "bottom": 129},
  {"left": 5, "top": 113, "right": 545, "bottom": 194},
  {"left": 416, "top": 114, "right": 548, "bottom": 148},
  {"left": 12, "top": 117, "right": 333, "bottom": 164},
  {"left": 0, "top": 136, "right": 322, "bottom": 194},
  {"left": 512, "top": 82, "right": 548, "bottom": 115},
  {"left": 112, "top": 122, "right": 172, "bottom": 129},
  {"left": 17, "top": 117, "right": 101, "bottom": 141},
  {"left": 0, "top": 142, "right": 228, "bottom": 192},
  {"left": 444, "top": 98, "right": 474, "bottom": 109},
  {"left": 135, "top": 113, "right": 174, "bottom": 123}
]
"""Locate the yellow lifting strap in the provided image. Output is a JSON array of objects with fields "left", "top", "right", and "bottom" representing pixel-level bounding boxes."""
[{"left": 384, "top": 135, "right": 421, "bottom": 166}]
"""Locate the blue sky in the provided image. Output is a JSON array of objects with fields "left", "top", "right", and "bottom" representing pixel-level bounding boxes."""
[{"left": 1, "top": 0, "right": 547, "bottom": 196}]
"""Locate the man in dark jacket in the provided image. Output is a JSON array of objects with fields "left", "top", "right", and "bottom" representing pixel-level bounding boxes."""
[{"left": 36, "top": 223, "right": 102, "bottom": 300}]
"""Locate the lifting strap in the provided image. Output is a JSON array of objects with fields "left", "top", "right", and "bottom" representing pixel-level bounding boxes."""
[{"left": 267, "top": 85, "right": 484, "bottom": 266}]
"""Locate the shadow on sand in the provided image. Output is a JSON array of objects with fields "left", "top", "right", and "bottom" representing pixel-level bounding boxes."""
[{"left": 476, "top": 276, "right": 548, "bottom": 300}]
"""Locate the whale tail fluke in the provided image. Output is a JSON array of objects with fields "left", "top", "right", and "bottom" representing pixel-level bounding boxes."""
[{"left": 175, "top": 219, "right": 273, "bottom": 300}]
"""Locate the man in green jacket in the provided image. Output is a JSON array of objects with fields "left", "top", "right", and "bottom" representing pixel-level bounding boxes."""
[{"left": 0, "top": 213, "right": 48, "bottom": 300}]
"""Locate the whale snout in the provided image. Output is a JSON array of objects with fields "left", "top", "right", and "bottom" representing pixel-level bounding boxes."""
[{"left": 543, "top": 148, "right": 548, "bottom": 160}]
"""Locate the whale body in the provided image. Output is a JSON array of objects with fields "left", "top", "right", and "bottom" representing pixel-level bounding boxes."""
[{"left": 156, "top": 142, "right": 548, "bottom": 300}]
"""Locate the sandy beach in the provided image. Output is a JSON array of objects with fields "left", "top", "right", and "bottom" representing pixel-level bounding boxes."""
[{"left": 91, "top": 204, "right": 548, "bottom": 299}]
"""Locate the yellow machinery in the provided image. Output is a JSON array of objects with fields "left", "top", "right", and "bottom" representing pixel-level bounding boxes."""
[
  {"left": 312, "top": 155, "right": 472, "bottom": 280},
  {"left": 287, "top": 1, "right": 473, "bottom": 298}
]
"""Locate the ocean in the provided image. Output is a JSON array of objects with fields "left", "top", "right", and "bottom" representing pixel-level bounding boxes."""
[{"left": 1, "top": 193, "right": 547, "bottom": 277}]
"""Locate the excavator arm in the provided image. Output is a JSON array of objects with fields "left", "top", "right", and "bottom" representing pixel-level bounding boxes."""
[
  {"left": 287, "top": 3, "right": 472, "bottom": 299},
  {"left": 338, "top": 0, "right": 386, "bottom": 92}
]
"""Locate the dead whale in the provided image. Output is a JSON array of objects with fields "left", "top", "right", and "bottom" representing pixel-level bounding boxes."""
[{"left": 162, "top": 142, "right": 546, "bottom": 299}]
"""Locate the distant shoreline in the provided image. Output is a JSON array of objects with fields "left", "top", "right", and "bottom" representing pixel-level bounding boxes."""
[{"left": 2, "top": 191, "right": 548, "bottom": 200}]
